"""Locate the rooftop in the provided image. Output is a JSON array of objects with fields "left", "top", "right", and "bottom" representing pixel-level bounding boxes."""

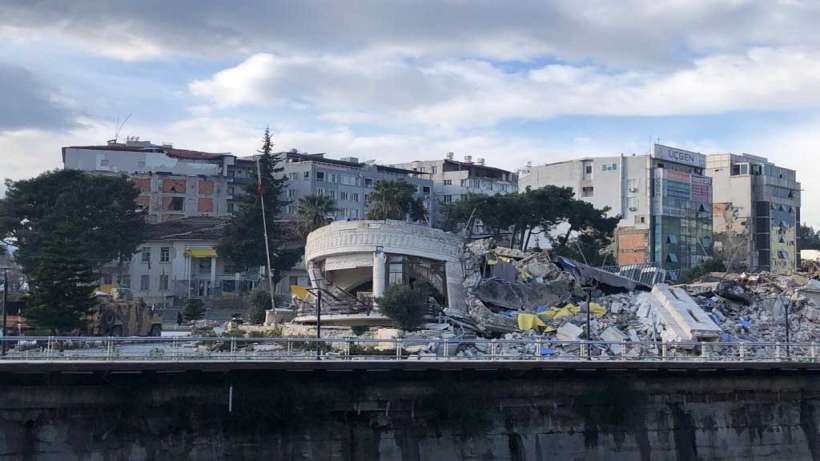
[{"left": 63, "top": 139, "right": 231, "bottom": 162}]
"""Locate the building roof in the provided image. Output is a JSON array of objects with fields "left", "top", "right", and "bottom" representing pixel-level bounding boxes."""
[
  {"left": 237, "top": 151, "right": 422, "bottom": 176},
  {"left": 62, "top": 143, "right": 230, "bottom": 162}
]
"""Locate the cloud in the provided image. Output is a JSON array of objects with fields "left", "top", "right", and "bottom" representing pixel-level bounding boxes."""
[
  {"left": 4, "top": 0, "right": 820, "bottom": 66},
  {"left": 190, "top": 48, "right": 820, "bottom": 129},
  {"left": 0, "top": 63, "right": 78, "bottom": 132}
]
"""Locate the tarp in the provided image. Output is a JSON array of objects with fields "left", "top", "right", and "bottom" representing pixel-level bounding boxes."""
[
  {"left": 184, "top": 247, "right": 217, "bottom": 258},
  {"left": 517, "top": 313, "right": 545, "bottom": 331},
  {"left": 290, "top": 285, "right": 311, "bottom": 300}
]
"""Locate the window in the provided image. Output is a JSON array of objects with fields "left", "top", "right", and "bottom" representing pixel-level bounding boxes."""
[
  {"left": 422, "top": 186, "right": 431, "bottom": 194},
  {"left": 585, "top": 165, "right": 592, "bottom": 174},
  {"left": 140, "top": 275, "right": 150, "bottom": 291},
  {"left": 316, "top": 171, "right": 325, "bottom": 182},
  {"left": 118, "top": 275, "right": 130, "bottom": 288},
  {"left": 443, "top": 195, "right": 452, "bottom": 203},
  {"left": 197, "top": 258, "right": 212, "bottom": 274},
  {"left": 287, "top": 205, "right": 296, "bottom": 215},
  {"left": 100, "top": 156, "right": 109, "bottom": 167},
  {"left": 167, "top": 197, "right": 184, "bottom": 211},
  {"left": 352, "top": 193, "right": 359, "bottom": 202},
  {"left": 141, "top": 248, "right": 151, "bottom": 263},
  {"left": 227, "top": 202, "right": 234, "bottom": 213},
  {"left": 340, "top": 191, "right": 348, "bottom": 201},
  {"left": 364, "top": 178, "right": 373, "bottom": 187},
  {"left": 288, "top": 189, "right": 296, "bottom": 198},
  {"left": 581, "top": 186, "right": 594, "bottom": 197},
  {"left": 160, "top": 247, "right": 170, "bottom": 263},
  {"left": 316, "top": 188, "right": 324, "bottom": 196},
  {"left": 431, "top": 166, "right": 437, "bottom": 174},
  {"left": 159, "top": 274, "right": 169, "bottom": 291},
  {"left": 223, "top": 262, "right": 236, "bottom": 274},
  {"left": 102, "top": 274, "right": 113, "bottom": 285},
  {"left": 328, "top": 190, "right": 336, "bottom": 199},
  {"left": 303, "top": 171, "right": 310, "bottom": 180},
  {"left": 288, "top": 172, "right": 298, "bottom": 181},
  {"left": 443, "top": 179, "right": 452, "bottom": 185},
  {"left": 289, "top": 276, "right": 299, "bottom": 286}
]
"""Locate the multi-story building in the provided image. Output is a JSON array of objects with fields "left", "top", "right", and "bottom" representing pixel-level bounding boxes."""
[
  {"left": 519, "top": 144, "right": 713, "bottom": 275},
  {"left": 234, "top": 151, "right": 434, "bottom": 223},
  {"left": 394, "top": 153, "right": 518, "bottom": 205},
  {"left": 63, "top": 138, "right": 237, "bottom": 223},
  {"left": 706, "top": 153, "right": 801, "bottom": 273}
]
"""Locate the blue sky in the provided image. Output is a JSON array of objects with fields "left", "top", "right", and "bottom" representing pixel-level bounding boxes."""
[{"left": 1, "top": 0, "right": 819, "bottom": 224}]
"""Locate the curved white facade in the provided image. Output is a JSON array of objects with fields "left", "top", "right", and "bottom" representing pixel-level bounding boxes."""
[{"left": 305, "top": 220, "right": 466, "bottom": 310}]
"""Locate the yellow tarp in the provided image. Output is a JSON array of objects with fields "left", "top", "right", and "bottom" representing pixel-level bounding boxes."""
[
  {"left": 590, "top": 302, "right": 606, "bottom": 317},
  {"left": 184, "top": 247, "right": 217, "bottom": 258},
  {"left": 517, "top": 313, "right": 546, "bottom": 331},
  {"left": 290, "top": 285, "right": 311, "bottom": 300},
  {"left": 553, "top": 303, "right": 581, "bottom": 319}
]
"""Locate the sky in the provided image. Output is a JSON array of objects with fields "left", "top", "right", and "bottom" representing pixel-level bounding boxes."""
[{"left": 1, "top": 0, "right": 818, "bottom": 224}]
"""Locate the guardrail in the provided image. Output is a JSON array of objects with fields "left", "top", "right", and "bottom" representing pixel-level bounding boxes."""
[{"left": 0, "top": 336, "right": 817, "bottom": 363}]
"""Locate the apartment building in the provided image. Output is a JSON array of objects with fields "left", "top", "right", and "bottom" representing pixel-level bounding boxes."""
[
  {"left": 519, "top": 144, "right": 713, "bottom": 275},
  {"left": 235, "top": 151, "right": 435, "bottom": 223},
  {"left": 62, "top": 138, "right": 237, "bottom": 223},
  {"left": 706, "top": 153, "right": 801, "bottom": 273}
]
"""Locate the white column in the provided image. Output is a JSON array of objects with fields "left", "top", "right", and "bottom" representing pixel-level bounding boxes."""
[{"left": 372, "top": 250, "right": 387, "bottom": 299}]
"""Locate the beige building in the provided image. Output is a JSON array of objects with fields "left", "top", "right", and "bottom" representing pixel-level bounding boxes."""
[{"left": 706, "top": 153, "right": 801, "bottom": 273}]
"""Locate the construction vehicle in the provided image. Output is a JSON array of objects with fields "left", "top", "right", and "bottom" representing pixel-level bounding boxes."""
[{"left": 89, "top": 289, "right": 162, "bottom": 336}]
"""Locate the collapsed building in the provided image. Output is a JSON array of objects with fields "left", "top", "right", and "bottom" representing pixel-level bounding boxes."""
[
  {"left": 286, "top": 220, "right": 820, "bottom": 359},
  {"left": 295, "top": 220, "right": 465, "bottom": 326}
]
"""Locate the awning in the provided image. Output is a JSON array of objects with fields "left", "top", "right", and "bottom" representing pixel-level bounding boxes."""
[{"left": 185, "top": 247, "right": 217, "bottom": 258}]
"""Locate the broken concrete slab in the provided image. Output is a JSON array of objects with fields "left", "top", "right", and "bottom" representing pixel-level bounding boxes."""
[
  {"left": 472, "top": 278, "right": 572, "bottom": 311},
  {"left": 556, "top": 322, "right": 583, "bottom": 341},
  {"left": 650, "top": 284, "right": 721, "bottom": 342}
]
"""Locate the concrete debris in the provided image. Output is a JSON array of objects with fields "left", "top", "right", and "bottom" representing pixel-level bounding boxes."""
[
  {"left": 556, "top": 322, "right": 583, "bottom": 341},
  {"left": 649, "top": 284, "right": 721, "bottom": 343}
]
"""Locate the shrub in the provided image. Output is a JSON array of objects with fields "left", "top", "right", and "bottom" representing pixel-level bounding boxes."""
[
  {"left": 248, "top": 289, "right": 271, "bottom": 325},
  {"left": 375, "top": 285, "right": 428, "bottom": 331},
  {"left": 182, "top": 298, "right": 205, "bottom": 321},
  {"left": 351, "top": 325, "right": 370, "bottom": 336}
]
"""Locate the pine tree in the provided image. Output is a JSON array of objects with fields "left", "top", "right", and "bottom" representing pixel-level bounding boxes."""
[
  {"left": 24, "top": 229, "right": 97, "bottom": 334},
  {"left": 182, "top": 298, "right": 206, "bottom": 322},
  {"left": 217, "top": 128, "right": 300, "bottom": 280}
]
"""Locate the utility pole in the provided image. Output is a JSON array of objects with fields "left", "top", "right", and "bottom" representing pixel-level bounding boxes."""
[
  {"left": 785, "top": 296, "right": 791, "bottom": 359},
  {"left": 256, "top": 156, "right": 277, "bottom": 327},
  {"left": 585, "top": 286, "right": 592, "bottom": 361}
]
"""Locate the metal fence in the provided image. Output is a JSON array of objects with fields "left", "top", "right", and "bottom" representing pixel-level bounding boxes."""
[{"left": 0, "top": 336, "right": 817, "bottom": 363}]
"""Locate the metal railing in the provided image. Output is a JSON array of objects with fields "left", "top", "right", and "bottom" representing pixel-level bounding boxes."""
[{"left": 0, "top": 336, "right": 818, "bottom": 363}]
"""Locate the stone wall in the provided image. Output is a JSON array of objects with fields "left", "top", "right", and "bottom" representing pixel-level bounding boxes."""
[{"left": 1, "top": 369, "right": 819, "bottom": 460}]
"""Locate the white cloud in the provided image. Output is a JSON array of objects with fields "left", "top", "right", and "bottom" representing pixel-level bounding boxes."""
[{"left": 190, "top": 48, "right": 820, "bottom": 129}]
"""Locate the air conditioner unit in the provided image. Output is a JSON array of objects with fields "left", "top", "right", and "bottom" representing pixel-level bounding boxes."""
[
  {"left": 628, "top": 206, "right": 638, "bottom": 212},
  {"left": 629, "top": 187, "right": 639, "bottom": 192}
]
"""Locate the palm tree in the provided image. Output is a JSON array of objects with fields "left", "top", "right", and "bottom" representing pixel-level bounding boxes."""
[
  {"left": 366, "top": 180, "right": 427, "bottom": 222},
  {"left": 297, "top": 195, "right": 337, "bottom": 238}
]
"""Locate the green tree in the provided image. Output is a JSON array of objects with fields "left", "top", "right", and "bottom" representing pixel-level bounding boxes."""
[
  {"left": 0, "top": 170, "right": 146, "bottom": 333},
  {"left": 367, "top": 180, "right": 427, "bottom": 222},
  {"left": 247, "top": 288, "right": 270, "bottom": 324},
  {"left": 798, "top": 224, "right": 820, "bottom": 251},
  {"left": 217, "top": 128, "right": 300, "bottom": 282},
  {"left": 376, "top": 284, "right": 430, "bottom": 331},
  {"left": 183, "top": 298, "right": 206, "bottom": 321},
  {"left": 24, "top": 229, "right": 97, "bottom": 334},
  {"left": 296, "top": 194, "right": 337, "bottom": 238}
]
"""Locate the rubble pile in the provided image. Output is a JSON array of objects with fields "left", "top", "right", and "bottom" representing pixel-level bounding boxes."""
[
  {"left": 434, "top": 239, "right": 820, "bottom": 359},
  {"left": 683, "top": 273, "right": 820, "bottom": 344}
]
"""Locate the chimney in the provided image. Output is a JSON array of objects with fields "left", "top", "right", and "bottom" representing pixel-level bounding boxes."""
[
  {"left": 446, "top": 152, "right": 454, "bottom": 160},
  {"left": 476, "top": 157, "right": 485, "bottom": 166},
  {"left": 464, "top": 155, "right": 473, "bottom": 164}
]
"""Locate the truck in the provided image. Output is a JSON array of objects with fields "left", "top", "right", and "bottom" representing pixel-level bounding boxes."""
[{"left": 89, "top": 289, "right": 162, "bottom": 336}]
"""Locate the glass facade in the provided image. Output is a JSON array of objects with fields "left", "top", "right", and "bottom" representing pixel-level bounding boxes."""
[{"left": 651, "top": 169, "right": 713, "bottom": 274}]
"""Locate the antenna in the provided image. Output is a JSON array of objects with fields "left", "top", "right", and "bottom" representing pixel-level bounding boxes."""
[{"left": 112, "top": 113, "right": 132, "bottom": 144}]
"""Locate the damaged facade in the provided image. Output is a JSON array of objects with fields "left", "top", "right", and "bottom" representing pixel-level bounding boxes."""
[
  {"left": 63, "top": 138, "right": 237, "bottom": 223},
  {"left": 706, "top": 153, "right": 801, "bottom": 273},
  {"left": 300, "top": 220, "right": 466, "bottom": 325}
]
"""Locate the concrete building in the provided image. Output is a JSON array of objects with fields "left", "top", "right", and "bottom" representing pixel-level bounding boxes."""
[
  {"left": 519, "top": 144, "right": 713, "bottom": 275},
  {"left": 63, "top": 138, "right": 237, "bottom": 223},
  {"left": 302, "top": 220, "right": 466, "bottom": 324},
  {"left": 706, "top": 153, "right": 801, "bottom": 273},
  {"left": 394, "top": 153, "right": 518, "bottom": 205}
]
